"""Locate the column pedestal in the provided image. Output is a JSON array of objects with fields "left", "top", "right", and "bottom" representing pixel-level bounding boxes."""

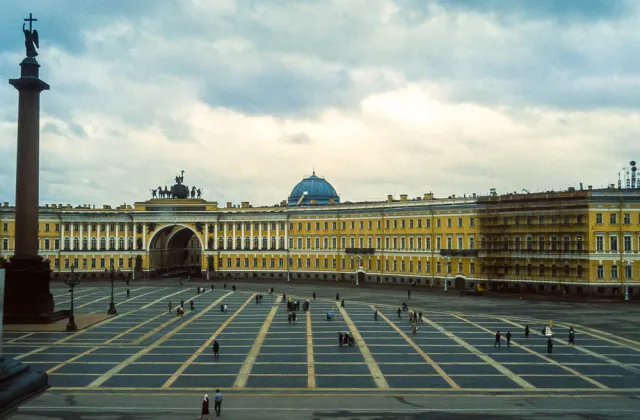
[{"left": 3, "top": 256, "right": 63, "bottom": 324}]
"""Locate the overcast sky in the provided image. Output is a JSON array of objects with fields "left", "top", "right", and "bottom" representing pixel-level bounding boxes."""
[{"left": 1, "top": 0, "right": 639, "bottom": 207}]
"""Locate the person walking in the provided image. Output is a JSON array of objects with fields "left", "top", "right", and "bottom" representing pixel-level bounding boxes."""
[
  {"left": 525, "top": 325, "right": 530, "bottom": 338},
  {"left": 418, "top": 311, "right": 423, "bottom": 323},
  {"left": 336, "top": 293, "right": 340, "bottom": 301},
  {"left": 494, "top": 331, "right": 501, "bottom": 348},
  {"left": 214, "top": 389, "right": 223, "bottom": 416},
  {"left": 506, "top": 331, "right": 512, "bottom": 347},
  {"left": 190, "top": 300, "right": 195, "bottom": 311},
  {"left": 341, "top": 299, "right": 345, "bottom": 308},
  {"left": 409, "top": 311, "right": 413, "bottom": 323},
  {"left": 126, "top": 289, "right": 130, "bottom": 297},
  {"left": 338, "top": 332, "right": 343, "bottom": 348},
  {"left": 374, "top": 310, "right": 378, "bottom": 321},
  {"left": 412, "top": 322, "right": 417, "bottom": 336},
  {"left": 547, "top": 336, "right": 553, "bottom": 354},
  {"left": 199, "top": 394, "right": 210, "bottom": 420},
  {"left": 168, "top": 301, "right": 172, "bottom": 313},
  {"left": 397, "top": 308, "right": 402, "bottom": 319},
  {"left": 213, "top": 340, "right": 220, "bottom": 358},
  {"left": 313, "top": 292, "right": 316, "bottom": 300},
  {"left": 180, "top": 298, "right": 185, "bottom": 308},
  {"left": 568, "top": 327, "right": 575, "bottom": 345}
]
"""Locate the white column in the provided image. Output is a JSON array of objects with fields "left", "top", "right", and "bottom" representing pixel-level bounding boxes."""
[
  {"left": 285, "top": 220, "right": 289, "bottom": 250},
  {"left": 60, "top": 222, "right": 65, "bottom": 250},
  {"left": 267, "top": 223, "right": 271, "bottom": 250},
  {"left": 259, "top": 223, "right": 263, "bottom": 249},
  {"left": 142, "top": 223, "right": 146, "bottom": 250},
  {"left": 116, "top": 223, "right": 120, "bottom": 250},
  {"left": 132, "top": 222, "right": 137, "bottom": 250},
  {"left": 232, "top": 223, "right": 237, "bottom": 250},
  {"left": 250, "top": 222, "right": 254, "bottom": 249},
  {"left": 241, "top": 223, "right": 245, "bottom": 250},
  {"left": 223, "top": 223, "right": 228, "bottom": 250},
  {"left": 124, "top": 223, "right": 128, "bottom": 250},
  {"left": 214, "top": 223, "right": 218, "bottom": 250},
  {"left": 106, "top": 223, "right": 111, "bottom": 250},
  {"left": 69, "top": 223, "right": 74, "bottom": 250},
  {"left": 79, "top": 223, "right": 84, "bottom": 250},
  {"left": 204, "top": 222, "right": 209, "bottom": 250},
  {"left": 276, "top": 223, "right": 280, "bottom": 250}
]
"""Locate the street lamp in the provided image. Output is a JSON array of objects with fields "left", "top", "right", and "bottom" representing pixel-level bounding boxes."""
[
  {"left": 625, "top": 261, "right": 632, "bottom": 301},
  {"left": 444, "top": 256, "right": 450, "bottom": 292},
  {"left": 64, "top": 266, "right": 81, "bottom": 331},
  {"left": 107, "top": 265, "right": 117, "bottom": 315}
]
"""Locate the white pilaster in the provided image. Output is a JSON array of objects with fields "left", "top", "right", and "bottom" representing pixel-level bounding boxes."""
[
  {"left": 232, "top": 223, "right": 237, "bottom": 250},
  {"left": 241, "top": 223, "right": 245, "bottom": 250},
  {"left": 276, "top": 223, "right": 280, "bottom": 250},
  {"left": 214, "top": 223, "right": 218, "bottom": 250},
  {"left": 223, "top": 223, "right": 228, "bottom": 250},
  {"left": 250, "top": 222, "right": 254, "bottom": 249},
  {"left": 259, "top": 223, "right": 263, "bottom": 249}
]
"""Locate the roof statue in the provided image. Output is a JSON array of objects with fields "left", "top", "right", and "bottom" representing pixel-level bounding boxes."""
[
  {"left": 23, "top": 13, "right": 39, "bottom": 58},
  {"left": 149, "top": 171, "right": 202, "bottom": 200}
]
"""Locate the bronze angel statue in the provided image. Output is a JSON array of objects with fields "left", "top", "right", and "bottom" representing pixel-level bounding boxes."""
[{"left": 23, "top": 23, "right": 39, "bottom": 57}]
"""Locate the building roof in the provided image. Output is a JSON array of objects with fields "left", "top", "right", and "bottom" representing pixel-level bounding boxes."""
[{"left": 287, "top": 171, "right": 340, "bottom": 206}]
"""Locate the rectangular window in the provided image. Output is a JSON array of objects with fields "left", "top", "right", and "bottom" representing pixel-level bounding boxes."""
[
  {"left": 447, "top": 218, "right": 452, "bottom": 228},
  {"left": 376, "top": 237, "right": 381, "bottom": 249},
  {"left": 417, "top": 219, "right": 422, "bottom": 228},
  {"left": 564, "top": 236, "right": 571, "bottom": 251},
  {"left": 44, "top": 238, "right": 50, "bottom": 250},
  {"left": 610, "top": 213, "right": 617, "bottom": 224},
  {"left": 469, "top": 218, "right": 475, "bottom": 227},
  {"left": 315, "top": 237, "right": 320, "bottom": 249},
  {"left": 469, "top": 237, "right": 475, "bottom": 249},
  {"left": 538, "top": 215, "right": 544, "bottom": 224},
  {"left": 100, "top": 258, "right": 105, "bottom": 268},
  {"left": 551, "top": 236, "right": 558, "bottom": 251},
  {"left": 91, "top": 258, "right": 96, "bottom": 268},
  {"left": 470, "top": 262, "right": 475, "bottom": 274},
  {"left": 436, "top": 219, "right": 441, "bottom": 228},
  {"left": 409, "top": 220, "right": 413, "bottom": 229},
  {"left": 611, "top": 264, "right": 618, "bottom": 279},
  {"left": 279, "top": 258, "right": 284, "bottom": 268},
  {"left": 625, "top": 263, "right": 632, "bottom": 279},
  {"left": 446, "top": 237, "right": 452, "bottom": 250},
  {"left": 45, "top": 223, "right": 50, "bottom": 232},
  {"left": 610, "top": 236, "right": 618, "bottom": 251},
  {"left": 436, "top": 261, "right": 441, "bottom": 273},
  {"left": 64, "top": 258, "right": 69, "bottom": 268},
  {"left": 401, "top": 220, "right": 405, "bottom": 229},
  {"left": 426, "top": 219, "right": 431, "bottom": 228},
  {"left": 417, "top": 261, "right": 421, "bottom": 272},
  {"left": 55, "top": 258, "right": 59, "bottom": 268},
  {"left": 332, "top": 237, "right": 337, "bottom": 249},
  {"left": 332, "top": 222, "right": 337, "bottom": 230},
  {"left": 377, "top": 220, "right": 381, "bottom": 229},
  {"left": 457, "top": 236, "right": 463, "bottom": 249},
  {"left": 596, "top": 213, "right": 603, "bottom": 224},
  {"left": 426, "top": 236, "right": 431, "bottom": 250},
  {"left": 368, "top": 220, "right": 372, "bottom": 229},
  {"left": 526, "top": 237, "right": 532, "bottom": 251},
  {"left": 118, "top": 258, "right": 124, "bottom": 268},
  {"left": 458, "top": 217, "right": 463, "bottom": 227},
  {"left": 538, "top": 236, "right": 545, "bottom": 251},
  {"left": 624, "top": 213, "right": 631, "bottom": 224},
  {"left": 426, "top": 261, "right": 431, "bottom": 273},
  {"left": 2, "top": 238, "right": 9, "bottom": 250},
  {"left": 624, "top": 236, "right": 632, "bottom": 252},
  {"left": 324, "top": 237, "right": 329, "bottom": 249},
  {"left": 436, "top": 236, "right": 441, "bottom": 250}
]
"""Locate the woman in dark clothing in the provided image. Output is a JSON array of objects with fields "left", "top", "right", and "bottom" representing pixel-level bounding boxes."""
[{"left": 200, "top": 394, "right": 210, "bottom": 419}]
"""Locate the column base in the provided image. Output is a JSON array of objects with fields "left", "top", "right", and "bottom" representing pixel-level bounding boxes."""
[
  {"left": 3, "top": 255, "right": 64, "bottom": 324},
  {"left": 0, "top": 356, "right": 49, "bottom": 418}
]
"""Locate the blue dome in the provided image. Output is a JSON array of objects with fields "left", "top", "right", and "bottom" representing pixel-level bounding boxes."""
[{"left": 288, "top": 171, "right": 340, "bottom": 206}]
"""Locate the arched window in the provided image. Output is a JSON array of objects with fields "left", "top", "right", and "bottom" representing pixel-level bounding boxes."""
[
  {"left": 236, "top": 237, "right": 242, "bottom": 249},
  {"left": 91, "top": 237, "right": 97, "bottom": 250},
  {"left": 100, "top": 237, "right": 106, "bottom": 250},
  {"left": 119, "top": 237, "right": 125, "bottom": 250},
  {"left": 254, "top": 237, "right": 259, "bottom": 249},
  {"left": 64, "top": 237, "right": 70, "bottom": 250},
  {"left": 245, "top": 237, "right": 251, "bottom": 249},
  {"left": 73, "top": 237, "right": 79, "bottom": 250},
  {"left": 128, "top": 237, "right": 133, "bottom": 250},
  {"left": 262, "top": 236, "right": 268, "bottom": 249},
  {"left": 271, "top": 236, "right": 276, "bottom": 250},
  {"left": 227, "top": 237, "right": 233, "bottom": 249},
  {"left": 109, "top": 237, "right": 115, "bottom": 250},
  {"left": 82, "top": 238, "right": 88, "bottom": 250},
  {"left": 279, "top": 236, "right": 285, "bottom": 249},
  {"left": 218, "top": 237, "right": 224, "bottom": 249}
]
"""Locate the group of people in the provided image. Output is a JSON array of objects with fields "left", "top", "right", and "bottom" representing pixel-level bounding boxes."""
[
  {"left": 170, "top": 298, "right": 195, "bottom": 316},
  {"left": 338, "top": 332, "right": 356, "bottom": 347},
  {"left": 199, "top": 390, "right": 223, "bottom": 419},
  {"left": 495, "top": 326, "right": 577, "bottom": 353},
  {"left": 255, "top": 294, "right": 264, "bottom": 304}
]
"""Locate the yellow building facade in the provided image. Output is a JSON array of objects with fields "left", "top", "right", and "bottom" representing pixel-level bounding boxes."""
[{"left": 0, "top": 174, "right": 639, "bottom": 296}]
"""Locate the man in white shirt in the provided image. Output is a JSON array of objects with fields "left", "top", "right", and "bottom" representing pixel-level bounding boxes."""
[{"left": 214, "top": 389, "right": 223, "bottom": 416}]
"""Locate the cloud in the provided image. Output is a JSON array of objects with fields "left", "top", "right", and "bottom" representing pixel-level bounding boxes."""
[{"left": 1, "top": 0, "right": 639, "bottom": 208}]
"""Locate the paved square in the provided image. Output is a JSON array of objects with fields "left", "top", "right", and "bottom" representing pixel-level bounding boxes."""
[{"left": 3, "top": 284, "right": 640, "bottom": 396}]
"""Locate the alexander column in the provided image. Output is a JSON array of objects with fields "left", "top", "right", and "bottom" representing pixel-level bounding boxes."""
[{"left": 4, "top": 13, "right": 54, "bottom": 324}]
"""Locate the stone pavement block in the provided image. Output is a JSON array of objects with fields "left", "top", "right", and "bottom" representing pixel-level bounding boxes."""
[
  {"left": 93, "top": 347, "right": 145, "bottom": 355},
  {"left": 48, "top": 374, "right": 97, "bottom": 387},
  {"left": 137, "top": 354, "right": 191, "bottom": 363},
  {"left": 246, "top": 375, "right": 308, "bottom": 388},
  {"left": 56, "top": 363, "right": 117, "bottom": 374},
  {"left": 521, "top": 375, "right": 598, "bottom": 389},
  {"left": 102, "top": 374, "right": 170, "bottom": 388},
  {"left": 261, "top": 346, "right": 306, "bottom": 354},
  {"left": 590, "top": 375, "right": 640, "bottom": 388},
  {"left": 548, "top": 354, "right": 604, "bottom": 364},
  {"left": 315, "top": 374, "right": 377, "bottom": 388},
  {"left": 184, "top": 363, "right": 242, "bottom": 375},
  {"left": 20, "top": 354, "right": 82, "bottom": 363},
  {"left": 488, "top": 354, "right": 539, "bottom": 363},
  {"left": 152, "top": 346, "right": 201, "bottom": 354},
  {"left": 315, "top": 363, "right": 370, "bottom": 375},
  {"left": 451, "top": 375, "right": 522, "bottom": 389},
  {"left": 314, "top": 353, "right": 365, "bottom": 363},
  {"left": 374, "top": 354, "right": 424, "bottom": 363},
  {"left": 379, "top": 363, "right": 437, "bottom": 375},
  {"left": 385, "top": 375, "right": 451, "bottom": 388},
  {"left": 569, "top": 364, "right": 633, "bottom": 376},
  {"left": 251, "top": 363, "right": 307, "bottom": 375},
  {"left": 75, "top": 354, "right": 131, "bottom": 363},
  {"left": 256, "top": 354, "right": 307, "bottom": 363},
  {"left": 194, "top": 354, "right": 249, "bottom": 363},
  {"left": 442, "top": 364, "right": 501, "bottom": 375},
  {"left": 171, "top": 375, "right": 236, "bottom": 388},
  {"left": 120, "top": 363, "right": 182, "bottom": 374},
  {"left": 507, "top": 364, "right": 571, "bottom": 375}
]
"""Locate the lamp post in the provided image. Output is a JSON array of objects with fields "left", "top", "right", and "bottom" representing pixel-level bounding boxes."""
[
  {"left": 64, "top": 266, "right": 81, "bottom": 331},
  {"left": 107, "top": 265, "right": 117, "bottom": 314},
  {"left": 625, "top": 261, "right": 632, "bottom": 301},
  {"left": 444, "top": 256, "right": 450, "bottom": 292}
]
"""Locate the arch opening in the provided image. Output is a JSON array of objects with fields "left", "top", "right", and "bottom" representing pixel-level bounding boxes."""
[{"left": 149, "top": 225, "right": 202, "bottom": 277}]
